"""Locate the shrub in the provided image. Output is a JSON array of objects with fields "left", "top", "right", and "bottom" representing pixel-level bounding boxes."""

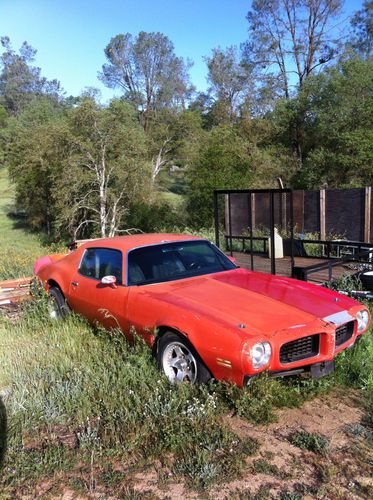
[{"left": 290, "top": 431, "right": 329, "bottom": 454}]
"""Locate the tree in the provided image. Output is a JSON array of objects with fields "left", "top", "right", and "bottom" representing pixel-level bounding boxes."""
[
  {"left": 291, "top": 57, "right": 373, "bottom": 188},
  {"left": 243, "top": 0, "right": 344, "bottom": 99},
  {"left": 99, "top": 32, "right": 193, "bottom": 131},
  {"left": 147, "top": 109, "right": 204, "bottom": 183},
  {"left": 186, "top": 125, "right": 253, "bottom": 227},
  {"left": 242, "top": 0, "right": 344, "bottom": 165},
  {"left": 55, "top": 99, "right": 151, "bottom": 238},
  {"left": 6, "top": 97, "right": 66, "bottom": 234},
  {"left": 349, "top": 1, "right": 373, "bottom": 57},
  {"left": 0, "top": 37, "right": 62, "bottom": 115},
  {"left": 6, "top": 98, "right": 151, "bottom": 238},
  {"left": 205, "top": 46, "right": 253, "bottom": 120}
]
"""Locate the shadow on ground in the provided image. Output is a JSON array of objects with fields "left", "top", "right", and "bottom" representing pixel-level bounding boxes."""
[{"left": 0, "top": 396, "right": 7, "bottom": 469}]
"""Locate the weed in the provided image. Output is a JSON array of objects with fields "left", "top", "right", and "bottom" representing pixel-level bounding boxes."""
[
  {"left": 279, "top": 492, "right": 302, "bottom": 500},
  {"left": 290, "top": 431, "right": 329, "bottom": 454},
  {"left": 253, "top": 458, "right": 287, "bottom": 478},
  {"left": 254, "top": 485, "right": 272, "bottom": 500},
  {"left": 173, "top": 423, "right": 259, "bottom": 490},
  {"left": 100, "top": 464, "right": 125, "bottom": 488},
  {"left": 315, "top": 460, "right": 337, "bottom": 483}
]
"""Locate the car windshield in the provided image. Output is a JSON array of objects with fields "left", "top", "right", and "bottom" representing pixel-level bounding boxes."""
[{"left": 127, "top": 240, "right": 236, "bottom": 286}]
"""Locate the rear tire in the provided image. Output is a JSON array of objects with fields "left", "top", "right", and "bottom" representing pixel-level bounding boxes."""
[
  {"left": 157, "top": 332, "right": 211, "bottom": 384},
  {"left": 48, "top": 287, "right": 70, "bottom": 319}
]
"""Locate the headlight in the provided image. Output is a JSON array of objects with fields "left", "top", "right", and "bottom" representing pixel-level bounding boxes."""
[
  {"left": 251, "top": 342, "right": 272, "bottom": 369},
  {"left": 357, "top": 310, "right": 369, "bottom": 332}
]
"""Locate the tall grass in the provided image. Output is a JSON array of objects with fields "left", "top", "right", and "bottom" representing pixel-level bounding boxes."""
[
  {"left": 0, "top": 298, "right": 259, "bottom": 492},
  {"left": 1, "top": 168, "right": 373, "bottom": 493},
  {"left": 0, "top": 294, "right": 372, "bottom": 493}
]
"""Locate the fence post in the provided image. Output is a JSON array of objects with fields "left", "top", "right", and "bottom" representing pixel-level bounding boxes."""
[
  {"left": 320, "top": 189, "right": 326, "bottom": 240},
  {"left": 364, "top": 187, "right": 371, "bottom": 243},
  {"left": 213, "top": 191, "right": 220, "bottom": 248},
  {"left": 228, "top": 193, "right": 233, "bottom": 256},
  {"left": 269, "top": 191, "right": 276, "bottom": 275}
]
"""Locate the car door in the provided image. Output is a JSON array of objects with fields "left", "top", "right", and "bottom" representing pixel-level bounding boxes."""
[{"left": 68, "top": 247, "right": 130, "bottom": 333}]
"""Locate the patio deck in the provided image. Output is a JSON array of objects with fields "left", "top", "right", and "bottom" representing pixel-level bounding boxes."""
[{"left": 231, "top": 252, "right": 356, "bottom": 285}]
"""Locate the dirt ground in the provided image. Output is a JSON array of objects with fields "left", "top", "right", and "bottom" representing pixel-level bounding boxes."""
[{"left": 22, "top": 388, "right": 371, "bottom": 500}]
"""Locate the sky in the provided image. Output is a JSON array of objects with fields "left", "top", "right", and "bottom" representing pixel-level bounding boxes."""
[{"left": 0, "top": 0, "right": 363, "bottom": 102}]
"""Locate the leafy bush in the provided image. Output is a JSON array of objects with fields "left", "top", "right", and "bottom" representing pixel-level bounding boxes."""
[{"left": 290, "top": 431, "right": 329, "bottom": 454}]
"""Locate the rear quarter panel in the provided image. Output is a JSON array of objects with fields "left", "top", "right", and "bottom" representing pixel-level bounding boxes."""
[{"left": 37, "top": 250, "right": 82, "bottom": 297}]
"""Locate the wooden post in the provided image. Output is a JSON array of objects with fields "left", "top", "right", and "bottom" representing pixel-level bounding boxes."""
[
  {"left": 364, "top": 187, "right": 372, "bottom": 242},
  {"left": 251, "top": 193, "right": 256, "bottom": 230},
  {"left": 320, "top": 189, "right": 326, "bottom": 240},
  {"left": 225, "top": 194, "right": 230, "bottom": 236},
  {"left": 282, "top": 192, "right": 287, "bottom": 230}
]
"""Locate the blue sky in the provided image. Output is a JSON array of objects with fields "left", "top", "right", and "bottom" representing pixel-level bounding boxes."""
[{"left": 0, "top": 0, "right": 363, "bottom": 102}]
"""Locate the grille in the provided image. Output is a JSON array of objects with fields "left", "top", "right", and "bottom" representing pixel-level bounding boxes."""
[
  {"left": 335, "top": 321, "right": 355, "bottom": 347},
  {"left": 280, "top": 334, "right": 320, "bottom": 364}
]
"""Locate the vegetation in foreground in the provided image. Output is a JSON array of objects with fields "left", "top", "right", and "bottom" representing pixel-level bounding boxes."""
[{"left": 0, "top": 293, "right": 372, "bottom": 496}]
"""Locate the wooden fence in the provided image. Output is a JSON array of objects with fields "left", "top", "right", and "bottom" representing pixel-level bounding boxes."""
[{"left": 227, "top": 187, "right": 372, "bottom": 242}]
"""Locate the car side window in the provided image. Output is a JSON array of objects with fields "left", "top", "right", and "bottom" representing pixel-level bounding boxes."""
[{"left": 79, "top": 248, "right": 123, "bottom": 285}]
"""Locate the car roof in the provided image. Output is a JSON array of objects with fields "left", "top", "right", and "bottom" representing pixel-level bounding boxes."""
[{"left": 81, "top": 233, "right": 205, "bottom": 253}]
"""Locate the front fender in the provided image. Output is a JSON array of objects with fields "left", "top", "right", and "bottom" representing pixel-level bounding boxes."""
[{"left": 153, "top": 311, "right": 246, "bottom": 385}]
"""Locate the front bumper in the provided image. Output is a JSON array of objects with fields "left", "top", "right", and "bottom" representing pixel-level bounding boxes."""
[{"left": 242, "top": 332, "right": 363, "bottom": 386}]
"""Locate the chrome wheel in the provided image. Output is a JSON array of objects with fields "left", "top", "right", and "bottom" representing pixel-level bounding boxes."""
[
  {"left": 47, "top": 287, "right": 70, "bottom": 319},
  {"left": 162, "top": 341, "right": 197, "bottom": 384},
  {"left": 47, "top": 296, "right": 59, "bottom": 319}
]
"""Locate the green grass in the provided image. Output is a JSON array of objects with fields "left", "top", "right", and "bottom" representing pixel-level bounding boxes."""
[
  {"left": 0, "top": 168, "right": 46, "bottom": 279},
  {"left": 0, "top": 300, "right": 259, "bottom": 493},
  {"left": 0, "top": 295, "right": 372, "bottom": 493},
  {"left": 1, "top": 166, "right": 373, "bottom": 494}
]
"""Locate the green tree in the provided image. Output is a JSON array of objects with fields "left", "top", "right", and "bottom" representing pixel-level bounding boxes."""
[
  {"left": 292, "top": 57, "right": 373, "bottom": 188},
  {"left": 6, "top": 98, "right": 151, "bottom": 238},
  {"left": 99, "top": 32, "right": 193, "bottom": 131},
  {"left": 147, "top": 109, "right": 204, "bottom": 183},
  {"left": 349, "top": 1, "right": 373, "bottom": 57},
  {"left": 205, "top": 46, "right": 253, "bottom": 121},
  {"left": 186, "top": 125, "right": 253, "bottom": 227},
  {"left": 6, "top": 97, "right": 65, "bottom": 234},
  {"left": 0, "top": 37, "right": 61, "bottom": 115},
  {"left": 54, "top": 98, "right": 151, "bottom": 238},
  {"left": 242, "top": 0, "right": 344, "bottom": 165}
]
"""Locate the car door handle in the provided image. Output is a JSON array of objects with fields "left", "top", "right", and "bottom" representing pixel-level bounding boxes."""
[{"left": 71, "top": 281, "right": 79, "bottom": 287}]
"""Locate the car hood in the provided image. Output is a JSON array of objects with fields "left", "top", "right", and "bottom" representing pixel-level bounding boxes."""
[{"left": 148, "top": 268, "right": 357, "bottom": 336}]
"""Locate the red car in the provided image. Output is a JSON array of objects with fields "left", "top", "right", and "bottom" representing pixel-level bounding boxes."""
[{"left": 35, "top": 234, "right": 370, "bottom": 387}]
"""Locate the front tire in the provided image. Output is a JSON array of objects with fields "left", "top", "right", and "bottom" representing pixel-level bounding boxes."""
[
  {"left": 157, "top": 332, "right": 211, "bottom": 384},
  {"left": 47, "top": 287, "right": 70, "bottom": 319}
]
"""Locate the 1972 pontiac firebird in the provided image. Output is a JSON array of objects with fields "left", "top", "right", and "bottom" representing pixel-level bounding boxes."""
[{"left": 34, "top": 234, "right": 370, "bottom": 387}]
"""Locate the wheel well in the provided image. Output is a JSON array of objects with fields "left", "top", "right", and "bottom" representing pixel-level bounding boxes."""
[
  {"left": 153, "top": 326, "right": 188, "bottom": 354},
  {"left": 155, "top": 325, "right": 213, "bottom": 379},
  {"left": 48, "top": 279, "right": 64, "bottom": 297}
]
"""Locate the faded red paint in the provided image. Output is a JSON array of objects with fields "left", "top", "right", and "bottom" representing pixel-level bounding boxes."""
[{"left": 35, "top": 233, "right": 370, "bottom": 387}]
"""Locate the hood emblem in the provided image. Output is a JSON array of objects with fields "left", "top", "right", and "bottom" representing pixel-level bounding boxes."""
[{"left": 238, "top": 324, "right": 246, "bottom": 329}]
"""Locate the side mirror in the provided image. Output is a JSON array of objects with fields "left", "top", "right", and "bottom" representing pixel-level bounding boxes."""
[
  {"left": 227, "top": 255, "right": 237, "bottom": 265},
  {"left": 101, "top": 275, "right": 117, "bottom": 289}
]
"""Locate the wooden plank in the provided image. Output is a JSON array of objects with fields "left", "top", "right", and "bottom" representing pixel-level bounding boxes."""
[
  {"left": 365, "top": 187, "right": 371, "bottom": 242},
  {"left": 0, "top": 277, "right": 32, "bottom": 307},
  {"left": 320, "top": 189, "right": 326, "bottom": 240},
  {"left": 251, "top": 193, "right": 256, "bottom": 229}
]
